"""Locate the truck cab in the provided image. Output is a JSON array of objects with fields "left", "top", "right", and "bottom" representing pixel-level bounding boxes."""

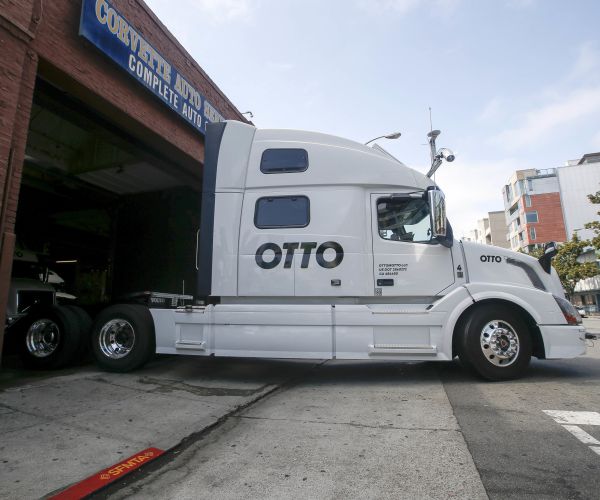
[{"left": 198, "top": 122, "right": 454, "bottom": 301}]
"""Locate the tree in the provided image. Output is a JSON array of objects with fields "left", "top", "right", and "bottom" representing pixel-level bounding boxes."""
[
  {"left": 585, "top": 191, "right": 600, "bottom": 249},
  {"left": 552, "top": 234, "right": 598, "bottom": 297},
  {"left": 518, "top": 246, "right": 543, "bottom": 259}
]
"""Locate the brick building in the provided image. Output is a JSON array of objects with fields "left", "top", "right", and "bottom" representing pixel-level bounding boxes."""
[
  {"left": 502, "top": 154, "right": 600, "bottom": 254},
  {"left": 502, "top": 169, "right": 567, "bottom": 252},
  {"left": 0, "top": 0, "right": 247, "bottom": 354}
]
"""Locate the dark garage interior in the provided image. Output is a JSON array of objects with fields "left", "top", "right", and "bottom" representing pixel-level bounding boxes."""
[{"left": 15, "top": 78, "right": 201, "bottom": 306}]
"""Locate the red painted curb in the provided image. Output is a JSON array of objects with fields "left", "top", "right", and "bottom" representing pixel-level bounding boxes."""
[{"left": 48, "top": 447, "right": 164, "bottom": 500}]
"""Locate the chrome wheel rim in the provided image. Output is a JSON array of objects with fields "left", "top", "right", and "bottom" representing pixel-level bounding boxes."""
[
  {"left": 99, "top": 319, "right": 135, "bottom": 359},
  {"left": 480, "top": 320, "right": 520, "bottom": 367},
  {"left": 26, "top": 319, "right": 60, "bottom": 358}
]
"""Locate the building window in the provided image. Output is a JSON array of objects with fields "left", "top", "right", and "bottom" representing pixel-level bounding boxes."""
[
  {"left": 511, "top": 218, "right": 521, "bottom": 233},
  {"left": 377, "top": 197, "right": 432, "bottom": 243},
  {"left": 530, "top": 227, "right": 536, "bottom": 240},
  {"left": 525, "top": 194, "right": 532, "bottom": 207},
  {"left": 260, "top": 149, "right": 309, "bottom": 173},
  {"left": 254, "top": 196, "right": 310, "bottom": 228},
  {"left": 518, "top": 231, "right": 524, "bottom": 242},
  {"left": 525, "top": 211, "right": 538, "bottom": 223}
]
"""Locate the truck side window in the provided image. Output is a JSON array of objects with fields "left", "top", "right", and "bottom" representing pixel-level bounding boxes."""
[
  {"left": 260, "top": 149, "right": 309, "bottom": 173},
  {"left": 255, "top": 196, "right": 310, "bottom": 228},
  {"left": 377, "top": 197, "right": 432, "bottom": 243}
]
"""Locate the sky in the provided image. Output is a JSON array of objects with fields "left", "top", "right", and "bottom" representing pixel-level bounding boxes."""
[{"left": 144, "top": 0, "right": 600, "bottom": 238}]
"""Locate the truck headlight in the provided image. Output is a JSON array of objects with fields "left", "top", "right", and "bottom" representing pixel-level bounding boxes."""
[{"left": 553, "top": 295, "right": 582, "bottom": 325}]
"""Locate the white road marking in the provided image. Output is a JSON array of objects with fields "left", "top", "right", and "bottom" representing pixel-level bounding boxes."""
[
  {"left": 543, "top": 410, "right": 600, "bottom": 426},
  {"left": 562, "top": 425, "right": 600, "bottom": 445},
  {"left": 544, "top": 410, "right": 600, "bottom": 457}
]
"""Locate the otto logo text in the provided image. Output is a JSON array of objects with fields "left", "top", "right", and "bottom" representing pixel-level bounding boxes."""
[
  {"left": 256, "top": 241, "right": 344, "bottom": 269},
  {"left": 480, "top": 255, "right": 502, "bottom": 263}
]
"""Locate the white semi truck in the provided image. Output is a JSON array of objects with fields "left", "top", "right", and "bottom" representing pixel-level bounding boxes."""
[{"left": 89, "top": 121, "right": 590, "bottom": 380}]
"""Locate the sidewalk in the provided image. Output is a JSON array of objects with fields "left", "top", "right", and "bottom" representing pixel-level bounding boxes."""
[{"left": 0, "top": 356, "right": 309, "bottom": 499}]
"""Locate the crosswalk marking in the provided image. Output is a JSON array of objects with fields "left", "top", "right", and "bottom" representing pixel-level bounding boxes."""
[
  {"left": 543, "top": 410, "right": 600, "bottom": 426},
  {"left": 544, "top": 410, "right": 600, "bottom": 457},
  {"left": 562, "top": 425, "right": 600, "bottom": 445}
]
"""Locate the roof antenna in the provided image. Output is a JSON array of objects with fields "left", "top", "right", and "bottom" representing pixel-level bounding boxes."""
[
  {"left": 425, "top": 107, "right": 455, "bottom": 178},
  {"left": 429, "top": 106, "right": 433, "bottom": 134}
]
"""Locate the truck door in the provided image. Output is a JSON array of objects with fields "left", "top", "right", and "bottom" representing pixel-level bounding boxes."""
[{"left": 370, "top": 193, "right": 454, "bottom": 298}]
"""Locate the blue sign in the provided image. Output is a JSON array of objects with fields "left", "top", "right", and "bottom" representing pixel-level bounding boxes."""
[{"left": 79, "top": 0, "right": 224, "bottom": 135}]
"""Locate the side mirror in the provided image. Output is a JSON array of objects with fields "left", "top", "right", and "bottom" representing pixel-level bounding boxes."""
[
  {"left": 428, "top": 189, "right": 446, "bottom": 238},
  {"left": 428, "top": 189, "right": 453, "bottom": 248},
  {"left": 538, "top": 241, "right": 558, "bottom": 274}
]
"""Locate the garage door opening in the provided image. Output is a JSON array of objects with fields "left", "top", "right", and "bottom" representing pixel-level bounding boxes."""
[{"left": 15, "top": 78, "right": 202, "bottom": 308}]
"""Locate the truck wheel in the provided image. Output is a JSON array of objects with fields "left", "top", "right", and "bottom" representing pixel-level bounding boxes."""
[
  {"left": 458, "top": 304, "right": 532, "bottom": 381},
  {"left": 19, "top": 306, "right": 81, "bottom": 370},
  {"left": 64, "top": 305, "right": 93, "bottom": 359},
  {"left": 91, "top": 304, "right": 155, "bottom": 372}
]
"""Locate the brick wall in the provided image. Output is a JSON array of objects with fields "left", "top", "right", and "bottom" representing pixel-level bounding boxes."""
[
  {"left": 31, "top": 0, "right": 246, "bottom": 175},
  {"left": 1, "top": 0, "right": 248, "bottom": 234},
  {"left": 524, "top": 192, "right": 567, "bottom": 245},
  {"left": 0, "top": 0, "right": 42, "bottom": 354},
  {"left": 0, "top": 0, "right": 248, "bottom": 353}
]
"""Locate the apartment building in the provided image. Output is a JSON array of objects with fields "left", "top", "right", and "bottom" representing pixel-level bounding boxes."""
[{"left": 502, "top": 169, "right": 566, "bottom": 252}]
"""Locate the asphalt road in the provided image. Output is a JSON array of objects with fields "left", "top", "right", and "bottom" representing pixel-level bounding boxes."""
[
  {"left": 94, "top": 322, "right": 600, "bottom": 500},
  {"left": 441, "top": 351, "right": 600, "bottom": 499}
]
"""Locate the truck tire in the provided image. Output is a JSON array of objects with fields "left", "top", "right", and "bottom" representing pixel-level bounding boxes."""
[
  {"left": 458, "top": 304, "right": 532, "bottom": 381},
  {"left": 19, "top": 306, "right": 81, "bottom": 370},
  {"left": 91, "top": 304, "right": 155, "bottom": 372},
  {"left": 64, "top": 305, "right": 93, "bottom": 360}
]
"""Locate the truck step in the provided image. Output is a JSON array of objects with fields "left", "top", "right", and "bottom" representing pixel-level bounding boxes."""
[
  {"left": 367, "top": 304, "right": 432, "bottom": 314},
  {"left": 174, "top": 340, "right": 206, "bottom": 350},
  {"left": 368, "top": 344, "right": 437, "bottom": 356}
]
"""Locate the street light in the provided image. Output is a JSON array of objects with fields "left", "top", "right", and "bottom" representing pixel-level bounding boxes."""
[{"left": 364, "top": 132, "right": 401, "bottom": 146}]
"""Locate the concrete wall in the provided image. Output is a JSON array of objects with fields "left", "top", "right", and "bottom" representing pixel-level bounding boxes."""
[
  {"left": 488, "top": 211, "right": 509, "bottom": 248},
  {"left": 557, "top": 162, "right": 600, "bottom": 241},
  {"left": 476, "top": 218, "right": 489, "bottom": 245},
  {"left": 527, "top": 175, "right": 560, "bottom": 196}
]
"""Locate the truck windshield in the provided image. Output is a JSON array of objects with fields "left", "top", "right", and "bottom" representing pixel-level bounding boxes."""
[
  {"left": 12, "top": 261, "right": 45, "bottom": 280},
  {"left": 377, "top": 197, "right": 432, "bottom": 243}
]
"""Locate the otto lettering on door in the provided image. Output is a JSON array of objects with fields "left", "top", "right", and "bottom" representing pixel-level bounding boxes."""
[{"left": 255, "top": 241, "right": 344, "bottom": 269}]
